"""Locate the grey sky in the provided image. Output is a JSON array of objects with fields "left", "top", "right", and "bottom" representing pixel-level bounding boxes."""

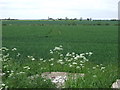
[{"left": 0, "top": 0, "right": 119, "bottom": 19}]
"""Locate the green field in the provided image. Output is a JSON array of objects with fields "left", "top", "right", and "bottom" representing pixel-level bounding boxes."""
[
  {"left": 2, "top": 20, "right": 118, "bottom": 64},
  {"left": 1, "top": 20, "right": 118, "bottom": 88}
]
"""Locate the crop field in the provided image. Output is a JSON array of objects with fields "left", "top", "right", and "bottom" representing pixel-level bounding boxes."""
[{"left": 1, "top": 20, "right": 119, "bottom": 88}]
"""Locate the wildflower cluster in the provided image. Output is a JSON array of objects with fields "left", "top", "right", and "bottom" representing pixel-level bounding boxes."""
[{"left": 1, "top": 46, "right": 115, "bottom": 88}]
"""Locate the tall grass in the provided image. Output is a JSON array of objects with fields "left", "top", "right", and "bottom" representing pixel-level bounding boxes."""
[
  {"left": 2, "top": 23, "right": 118, "bottom": 65},
  {"left": 1, "top": 46, "right": 118, "bottom": 88}
]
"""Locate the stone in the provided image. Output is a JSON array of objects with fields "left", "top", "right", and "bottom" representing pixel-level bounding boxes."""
[
  {"left": 41, "top": 72, "right": 85, "bottom": 88},
  {"left": 112, "top": 79, "right": 120, "bottom": 88}
]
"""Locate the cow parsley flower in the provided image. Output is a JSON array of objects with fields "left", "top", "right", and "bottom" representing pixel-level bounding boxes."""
[
  {"left": 50, "top": 63, "right": 54, "bottom": 66},
  {"left": 12, "top": 48, "right": 17, "bottom": 51},
  {"left": 72, "top": 62, "right": 77, "bottom": 65}
]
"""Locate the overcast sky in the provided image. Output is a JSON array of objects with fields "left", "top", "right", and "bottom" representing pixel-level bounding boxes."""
[{"left": 0, "top": 0, "right": 119, "bottom": 19}]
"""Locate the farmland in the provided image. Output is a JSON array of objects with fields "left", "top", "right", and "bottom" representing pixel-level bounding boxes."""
[
  {"left": 1, "top": 20, "right": 118, "bottom": 88},
  {"left": 2, "top": 20, "right": 118, "bottom": 64}
]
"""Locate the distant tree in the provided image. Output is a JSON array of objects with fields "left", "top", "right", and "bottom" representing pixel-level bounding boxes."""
[
  {"left": 80, "top": 17, "right": 82, "bottom": 21},
  {"left": 8, "top": 17, "right": 10, "bottom": 20},
  {"left": 110, "top": 19, "right": 117, "bottom": 21},
  {"left": 58, "top": 18, "right": 63, "bottom": 20},
  {"left": 87, "top": 18, "right": 90, "bottom": 21},
  {"left": 73, "top": 18, "right": 77, "bottom": 20},
  {"left": 65, "top": 17, "right": 69, "bottom": 20},
  {"left": 48, "top": 17, "right": 54, "bottom": 20},
  {"left": 89, "top": 18, "right": 92, "bottom": 21}
]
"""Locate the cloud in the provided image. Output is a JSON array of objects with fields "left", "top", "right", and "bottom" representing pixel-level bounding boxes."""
[{"left": 0, "top": 0, "right": 119, "bottom": 19}]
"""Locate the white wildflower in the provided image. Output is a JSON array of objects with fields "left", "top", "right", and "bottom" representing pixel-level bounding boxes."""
[
  {"left": 76, "top": 66, "right": 80, "bottom": 69},
  {"left": 80, "top": 64, "right": 83, "bottom": 66},
  {"left": 17, "top": 53, "right": 20, "bottom": 57},
  {"left": 58, "top": 60, "right": 63, "bottom": 62},
  {"left": 23, "top": 66, "right": 30, "bottom": 70},
  {"left": 96, "top": 65, "right": 99, "bottom": 67},
  {"left": 31, "top": 58, "right": 35, "bottom": 61},
  {"left": 60, "top": 62, "right": 64, "bottom": 64},
  {"left": 83, "top": 57, "right": 87, "bottom": 60},
  {"left": 72, "top": 52, "right": 75, "bottom": 55},
  {"left": 27, "top": 56, "right": 30, "bottom": 58},
  {"left": 66, "top": 53, "right": 71, "bottom": 56},
  {"left": 101, "top": 67, "right": 105, "bottom": 70},
  {"left": 85, "top": 59, "right": 89, "bottom": 62},
  {"left": 74, "top": 57, "right": 78, "bottom": 60},
  {"left": 93, "top": 75, "right": 97, "bottom": 77},
  {"left": 60, "top": 54, "right": 63, "bottom": 57},
  {"left": 11, "top": 70, "right": 14, "bottom": 73},
  {"left": 80, "top": 61, "right": 84, "bottom": 63},
  {"left": 50, "top": 63, "right": 54, "bottom": 66},
  {"left": 8, "top": 73, "right": 14, "bottom": 77},
  {"left": 69, "top": 64, "right": 72, "bottom": 67},
  {"left": 12, "top": 48, "right": 17, "bottom": 51},
  {"left": 16, "top": 72, "right": 25, "bottom": 75},
  {"left": 54, "top": 46, "right": 63, "bottom": 51},
  {"left": 43, "top": 60, "right": 46, "bottom": 62},
  {"left": 89, "top": 52, "right": 93, "bottom": 56},
  {"left": 0, "top": 73, "right": 5, "bottom": 76},
  {"left": 79, "top": 54, "right": 85, "bottom": 58},
  {"left": 72, "top": 62, "right": 77, "bottom": 65},
  {"left": 50, "top": 50, "right": 53, "bottom": 54},
  {"left": 59, "top": 45, "right": 63, "bottom": 48},
  {"left": 72, "top": 55, "right": 75, "bottom": 58},
  {"left": 80, "top": 53, "right": 85, "bottom": 56},
  {"left": 7, "top": 71, "right": 10, "bottom": 73},
  {"left": 82, "top": 66, "right": 84, "bottom": 68},
  {"left": 44, "top": 79, "right": 46, "bottom": 82},
  {"left": 1, "top": 84, "right": 5, "bottom": 86},
  {"left": 40, "top": 58, "right": 43, "bottom": 61},
  {"left": 93, "top": 67, "right": 96, "bottom": 69},
  {"left": 1, "top": 47, "right": 9, "bottom": 51},
  {"left": 67, "top": 60, "right": 72, "bottom": 62},
  {"left": 50, "top": 58, "right": 54, "bottom": 61}
]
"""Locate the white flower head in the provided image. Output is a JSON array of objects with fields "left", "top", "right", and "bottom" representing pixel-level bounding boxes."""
[
  {"left": 89, "top": 52, "right": 93, "bottom": 56},
  {"left": 66, "top": 53, "right": 71, "bottom": 56},
  {"left": 40, "top": 58, "right": 43, "bottom": 61},
  {"left": 59, "top": 45, "right": 63, "bottom": 48},
  {"left": 101, "top": 67, "right": 105, "bottom": 70},
  {"left": 60, "top": 62, "right": 64, "bottom": 64},
  {"left": 50, "top": 50, "right": 53, "bottom": 54},
  {"left": 80, "top": 64, "right": 83, "bottom": 66},
  {"left": 1, "top": 47, "right": 9, "bottom": 51},
  {"left": 50, "top": 58, "right": 54, "bottom": 61},
  {"left": 72, "top": 62, "right": 77, "bottom": 65},
  {"left": 23, "top": 66, "right": 30, "bottom": 70},
  {"left": 43, "top": 60, "right": 46, "bottom": 62},
  {"left": 93, "top": 75, "right": 97, "bottom": 78},
  {"left": 54, "top": 46, "right": 63, "bottom": 51},
  {"left": 2, "top": 83, "right": 6, "bottom": 86},
  {"left": 72, "top": 52, "right": 75, "bottom": 55},
  {"left": 93, "top": 67, "right": 96, "bottom": 69},
  {"left": 58, "top": 59, "right": 63, "bottom": 62},
  {"left": 74, "top": 57, "right": 78, "bottom": 60},
  {"left": 12, "top": 48, "right": 17, "bottom": 51},
  {"left": 69, "top": 64, "right": 72, "bottom": 67},
  {"left": 31, "top": 58, "right": 35, "bottom": 61},
  {"left": 76, "top": 66, "right": 80, "bottom": 69},
  {"left": 60, "top": 54, "right": 63, "bottom": 57},
  {"left": 17, "top": 53, "right": 20, "bottom": 57},
  {"left": 50, "top": 63, "right": 54, "bottom": 66}
]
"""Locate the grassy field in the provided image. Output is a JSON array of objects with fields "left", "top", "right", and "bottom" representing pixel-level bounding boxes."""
[
  {"left": 1, "top": 20, "right": 118, "bottom": 88},
  {"left": 2, "top": 20, "right": 118, "bottom": 64}
]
